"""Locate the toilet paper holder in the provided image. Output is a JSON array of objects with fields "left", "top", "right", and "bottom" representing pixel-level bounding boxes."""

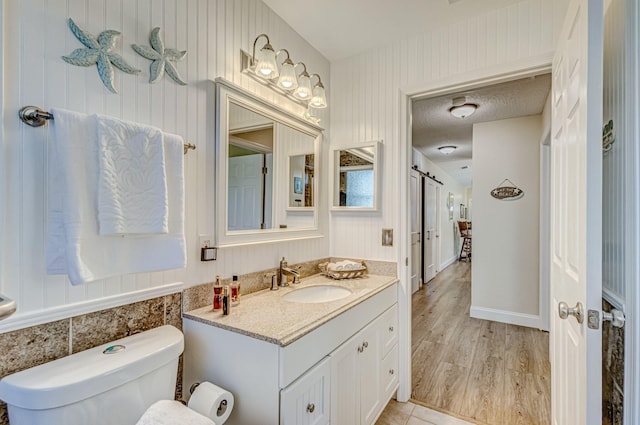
[{"left": 189, "top": 382, "right": 229, "bottom": 417}]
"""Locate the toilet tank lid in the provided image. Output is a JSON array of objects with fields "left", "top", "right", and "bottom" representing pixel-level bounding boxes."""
[{"left": 0, "top": 325, "right": 184, "bottom": 410}]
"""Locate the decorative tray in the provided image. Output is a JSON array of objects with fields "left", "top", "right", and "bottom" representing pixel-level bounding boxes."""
[{"left": 319, "top": 261, "right": 368, "bottom": 280}]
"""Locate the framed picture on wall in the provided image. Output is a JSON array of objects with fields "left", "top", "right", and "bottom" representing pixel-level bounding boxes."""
[{"left": 460, "top": 204, "right": 465, "bottom": 219}]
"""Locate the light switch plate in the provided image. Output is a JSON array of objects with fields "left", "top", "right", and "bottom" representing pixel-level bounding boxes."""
[
  {"left": 382, "top": 229, "right": 393, "bottom": 246},
  {"left": 199, "top": 235, "right": 213, "bottom": 248}
]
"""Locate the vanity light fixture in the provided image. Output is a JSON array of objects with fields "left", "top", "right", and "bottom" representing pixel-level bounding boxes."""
[
  {"left": 252, "top": 34, "right": 279, "bottom": 78},
  {"left": 241, "top": 33, "right": 328, "bottom": 110},
  {"left": 438, "top": 145, "right": 457, "bottom": 155},
  {"left": 276, "top": 49, "right": 298, "bottom": 90},
  {"left": 293, "top": 63, "right": 312, "bottom": 100},
  {"left": 449, "top": 96, "right": 478, "bottom": 118},
  {"left": 309, "top": 74, "right": 327, "bottom": 108}
]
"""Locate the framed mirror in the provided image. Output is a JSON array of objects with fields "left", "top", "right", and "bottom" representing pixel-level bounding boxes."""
[
  {"left": 215, "top": 78, "right": 323, "bottom": 246},
  {"left": 332, "top": 141, "right": 382, "bottom": 212}
]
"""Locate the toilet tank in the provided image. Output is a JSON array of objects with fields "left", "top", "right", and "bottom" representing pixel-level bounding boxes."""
[{"left": 0, "top": 325, "right": 184, "bottom": 425}]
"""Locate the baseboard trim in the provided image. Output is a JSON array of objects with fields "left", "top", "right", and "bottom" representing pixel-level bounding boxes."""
[
  {"left": 0, "top": 282, "right": 184, "bottom": 333},
  {"left": 439, "top": 255, "right": 458, "bottom": 271},
  {"left": 470, "top": 306, "right": 541, "bottom": 329}
]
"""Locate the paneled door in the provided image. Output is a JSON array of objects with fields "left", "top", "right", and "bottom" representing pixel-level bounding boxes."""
[
  {"left": 423, "top": 179, "right": 437, "bottom": 282},
  {"left": 550, "top": 0, "right": 603, "bottom": 424},
  {"left": 410, "top": 169, "right": 422, "bottom": 294}
]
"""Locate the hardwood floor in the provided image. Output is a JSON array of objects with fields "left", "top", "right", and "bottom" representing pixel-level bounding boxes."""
[{"left": 410, "top": 262, "right": 551, "bottom": 425}]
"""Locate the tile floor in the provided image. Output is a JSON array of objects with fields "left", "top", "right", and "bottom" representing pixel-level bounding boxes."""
[{"left": 376, "top": 400, "right": 475, "bottom": 425}]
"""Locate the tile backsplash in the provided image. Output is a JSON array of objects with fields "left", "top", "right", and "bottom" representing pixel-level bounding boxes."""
[
  {"left": 0, "top": 293, "right": 182, "bottom": 425},
  {"left": 602, "top": 299, "right": 624, "bottom": 425}
]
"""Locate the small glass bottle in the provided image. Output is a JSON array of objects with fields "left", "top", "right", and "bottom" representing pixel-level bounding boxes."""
[
  {"left": 213, "top": 275, "right": 223, "bottom": 311},
  {"left": 230, "top": 275, "right": 241, "bottom": 306},
  {"left": 222, "top": 285, "right": 230, "bottom": 316}
]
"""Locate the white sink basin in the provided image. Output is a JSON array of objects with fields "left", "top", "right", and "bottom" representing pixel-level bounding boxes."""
[{"left": 283, "top": 285, "right": 352, "bottom": 303}]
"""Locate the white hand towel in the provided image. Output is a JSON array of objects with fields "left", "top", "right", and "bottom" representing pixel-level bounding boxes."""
[
  {"left": 96, "top": 114, "right": 168, "bottom": 235},
  {"left": 136, "top": 400, "right": 216, "bottom": 425},
  {"left": 46, "top": 108, "right": 187, "bottom": 285}
]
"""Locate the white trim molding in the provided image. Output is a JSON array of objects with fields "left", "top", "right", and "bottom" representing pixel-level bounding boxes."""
[
  {"left": 470, "top": 306, "right": 541, "bottom": 329},
  {"left": 439, "top": 255, "right": 459, "bottom": 271},
  {"left": 0, "top": 281, "right": 184, "bottom": 333}
]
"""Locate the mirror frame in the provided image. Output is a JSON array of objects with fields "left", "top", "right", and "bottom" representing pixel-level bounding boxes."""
[
  {"left": 331, "top": 141, "right": 383, "bottom": 212},
  {"left": 215, "top": 78, "right": 323, "bottom": 247}
]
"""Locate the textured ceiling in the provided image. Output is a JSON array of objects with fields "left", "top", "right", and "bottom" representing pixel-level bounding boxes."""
[
  {"left": 412, "top": 74, "right": 551, "bottom": 187},
  {"left": 261, "top": 0, "right": 525, "bottom": 61}
]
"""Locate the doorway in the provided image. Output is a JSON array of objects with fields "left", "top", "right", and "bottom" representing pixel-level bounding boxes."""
[{"left": 400, "top": 63, "right": 549, "bottom": 415}]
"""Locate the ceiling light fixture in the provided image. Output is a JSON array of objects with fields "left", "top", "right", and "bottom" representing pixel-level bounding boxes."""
[
  {"left": 449, "top": 96, "right": 478, "bottom": 118},
  {"left": 241, "top": 34, "right": 328, "bottom": 111},
  {"left": 438, "top": 146, "right": 457, "bottom": 155}
]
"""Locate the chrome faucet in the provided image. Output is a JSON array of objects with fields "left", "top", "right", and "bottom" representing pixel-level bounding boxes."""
[{"left": 279, "top": 257, "right": 300, "bottom": 287}]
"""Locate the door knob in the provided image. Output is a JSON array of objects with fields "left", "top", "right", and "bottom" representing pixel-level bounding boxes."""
[{"left": 558, "top": 301, "right": 584, "bottom": 324}]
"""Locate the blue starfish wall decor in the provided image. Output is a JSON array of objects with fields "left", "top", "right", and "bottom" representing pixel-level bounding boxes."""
[
  {"left": 62, "top": 18, "right": 140, "bottom": 93},
  {"left": 132, "top": 27, "right": 187, "bottom": 85}
]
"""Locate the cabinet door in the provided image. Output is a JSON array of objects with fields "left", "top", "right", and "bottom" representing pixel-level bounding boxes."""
[
  {"left": 281, "top": 357, "right": 331, "bottom": 425},
  {"left": 330, "top": 334, "right": 361, "bottom": 425},
  {"left": 359, "top": 322, "right": 381, "bottom": 425}
]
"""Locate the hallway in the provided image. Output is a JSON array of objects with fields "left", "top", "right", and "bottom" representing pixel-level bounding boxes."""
[{"left": 410, "top": 262, "right": 551, "bottom": 425}]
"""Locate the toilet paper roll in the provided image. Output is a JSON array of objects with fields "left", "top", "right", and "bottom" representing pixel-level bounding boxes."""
[{"left": 188, "top": 381, "right": 234, "bottom": 425}]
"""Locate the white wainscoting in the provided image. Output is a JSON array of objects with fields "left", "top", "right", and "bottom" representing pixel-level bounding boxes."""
[{"left": 0, "top": 0, "right": 330, "bottom": 329}]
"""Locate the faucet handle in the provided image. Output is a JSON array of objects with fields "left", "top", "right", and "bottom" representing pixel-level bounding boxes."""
[{"left": 269, "top": 274, "right": 279, "bottom": 291}]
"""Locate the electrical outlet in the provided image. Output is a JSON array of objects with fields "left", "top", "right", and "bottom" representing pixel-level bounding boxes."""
[{"left": 199, "top": 235, "right": 213, "bottom": 248}]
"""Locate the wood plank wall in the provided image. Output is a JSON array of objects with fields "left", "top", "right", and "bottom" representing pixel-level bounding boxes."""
[
  {"left": 329, "top": 0, "right": 568, "bottom": 262},
  {"left": 0, "top": 0, "right": 330, "bottom": 329},
  {"left": 602, "top": 0, "right": 628, "bottom": 308}
]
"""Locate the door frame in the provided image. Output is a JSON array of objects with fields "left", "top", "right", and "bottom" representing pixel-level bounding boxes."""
[{"left": 396, "top": 55, "right": 554, "bottom": 400}]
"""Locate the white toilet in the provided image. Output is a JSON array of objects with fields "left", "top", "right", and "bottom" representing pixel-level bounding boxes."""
[{"left": 0, "top": 325, "right": 222, "bottom": 425}]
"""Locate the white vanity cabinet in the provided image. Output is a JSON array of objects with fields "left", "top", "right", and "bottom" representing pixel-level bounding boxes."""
[
  {"left": 183, "top": 280, "right": 398, "bottom": 425},
  {"left": 280, "top": 357, "right": 331, "bottom": 425},
  {"left": 330, "top": 304, "right": 398, "bottom": 425}
]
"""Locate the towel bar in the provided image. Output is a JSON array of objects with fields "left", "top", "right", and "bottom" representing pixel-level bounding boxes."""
[{"left": 19, "top": 106, "right": 196, "bottom": 155}]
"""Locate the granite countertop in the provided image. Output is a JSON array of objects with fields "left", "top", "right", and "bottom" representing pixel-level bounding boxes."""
[{"left": 183, "top": 273, "right": 398, "bottom": 347}]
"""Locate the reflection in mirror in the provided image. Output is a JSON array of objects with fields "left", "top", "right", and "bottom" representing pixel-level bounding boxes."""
[
  {"left": 332, "top": 141, "right": 382, "bottom": 212},
  {"left": 228, "top": 103, "right": 274, "bottom": 230},
  {"left": 215, "top": 78, "right": 323, "bottom": 246},
  {"left": 338, "top": 148, "right": 374, "bottom": 207},
  {"left": 289, "top": 154, "right": 314, "bottom": 207}
]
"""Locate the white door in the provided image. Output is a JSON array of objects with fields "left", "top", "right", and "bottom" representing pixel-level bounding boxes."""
[
  {"left": 410, "top": 170, "right": 422, "bottom": 293},
  {"left": 424, "top": 180, "right": 437, "bottom": 282},
  {"left": 228, "top": 154, "right": 264, "bottom": 230},
  {"left": 550, "top": 0, "right": 603, "bottom": 424}
]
